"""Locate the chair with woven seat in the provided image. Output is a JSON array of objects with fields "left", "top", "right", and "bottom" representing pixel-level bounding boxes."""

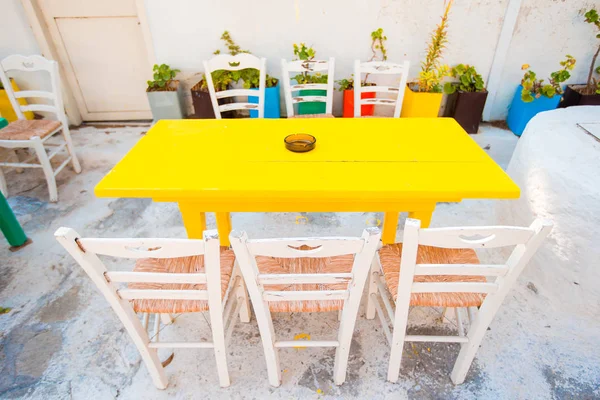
[
  {"left": 204, "top": 53, "right": 266, "bottom": 119},
  {"left": 353, "top": 60, "right": 410, "bottom": 118},
  {"left": 230, "top": 228, "right": 381, "bottom": 387},
  {"left": 367, "top": 218, "right": 552, "bottom": 384},
  {"left": 281, "top": 58, "right": 335, "bottom": 118},
  {"left": 55, "top": 228, "right": 251, "bottom": 389},
  {"left": 0, "top": 55, "right": 81, "bottom": 202}
]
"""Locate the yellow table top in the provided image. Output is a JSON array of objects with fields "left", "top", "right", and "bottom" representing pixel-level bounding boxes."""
[{"left": 95, "top": 118, "right": 520, "bottom": 204}]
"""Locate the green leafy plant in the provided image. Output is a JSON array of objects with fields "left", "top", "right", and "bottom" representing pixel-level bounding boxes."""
[
  {"left": 194, "top": 31, "right": 278, "bottom": 92},
  {"left": 583, "top": 8, "right": 600, "bottom": 95},
  {"left": 413, "top": 0, "right": 453, "bottom": 93},
  {"left": 292, "top": 43, "right": 327, "bottom": 85},
  {"left": 336, "top": 28, "right": 387, "bottom": 91},
  {"left": 443, "top": 64, "right": 485, "bottom": 94},
  {"left": 146, "top": 64, "right": 180, "bottom": 92},
  {"left": 520, "top": 55, "right": 577, "bottom": 102}
]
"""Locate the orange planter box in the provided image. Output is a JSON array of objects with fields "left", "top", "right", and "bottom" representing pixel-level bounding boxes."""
[{"left": 342, "top": 90, "right": 375, "bottom": 117}]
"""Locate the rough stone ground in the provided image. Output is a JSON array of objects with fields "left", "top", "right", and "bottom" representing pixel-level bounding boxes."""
[{"left": 0, "top": 123, "right": 598, "bottom": 399}]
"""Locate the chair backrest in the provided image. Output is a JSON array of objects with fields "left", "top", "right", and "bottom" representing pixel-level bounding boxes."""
[
  {"left": 353, "top": 60, "right": 410, "bottom": 118},
  {"left": 230, "top": 228, "right": 380, "bottom": 313},
  {"left": 203, "top": 53, "right": 266, "bottom": 119},
  {"left": 281, "top": 58, "right": 335, "bottom": 117},
  {"left": 0, "top": 55, "right": 66, "bottom": 124},
  {"left": 396, "top": 217, "right": 552, "bottom": 315},
  {"left": 54, "top": 227, "right": 225, "bottom": 328}
]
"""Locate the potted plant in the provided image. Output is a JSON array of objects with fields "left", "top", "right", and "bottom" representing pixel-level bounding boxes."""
[
  {"left": 336, "top": 28, "right": 389, "bottom": 117},
  {"left": 191, "top": 31, "right": 280, "bottom": 118},
  {"left": 443, "top": 64, "right": 487, "bottom": 133},
  {"left": 401, "top": 0, "right": 453, "bottom": 118},
  {"left": 506, "top": 56, "right": 576, "bottom": 136},
  {"left": 146, "top": 64, "right": 185, "bottom": 122},
  {"left": 292, "top": 43, "right": 329, "bottom": 115},
  {"left": 559, "top": 8, "right": 600, "bottom": 107}
]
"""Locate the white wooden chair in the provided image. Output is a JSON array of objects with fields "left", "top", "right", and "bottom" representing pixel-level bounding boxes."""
[
  {"left": 353, "top": 60, "right": 410, "bottom": 118},
  {"left": 367, "top": 218, "right": 552, "bottom": 384},
  {"left": 55, "top": 228, "right": 252, "bottom": 389},
  {"left": 281, "top": 58, "right": 335, "bottom": 118},
  {"left": 203, "top": 53, "right": 266, "bottom": 119},
  {"left": 0, "top": 55, "right": 81, "bottom": 202},
  {"left": 230, "top": 228, "right": 381, "bottom": 387}
]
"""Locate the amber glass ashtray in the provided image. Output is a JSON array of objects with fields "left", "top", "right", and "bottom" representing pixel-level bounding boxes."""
[{"left": 284, "top": 134, "right": 316, "bottom": 153}]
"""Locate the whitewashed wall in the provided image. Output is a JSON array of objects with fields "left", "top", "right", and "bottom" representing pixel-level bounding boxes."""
[{"left": 1, "top": 0, "right": 598, "bottom": 120}]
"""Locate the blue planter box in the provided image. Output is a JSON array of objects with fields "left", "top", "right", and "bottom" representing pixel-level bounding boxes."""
[
  {"left": 507, "top": 85, "right": 561, "bottom": 136},
  {"left": 250, "top": 85, "right": 281, "bottom": 119}
]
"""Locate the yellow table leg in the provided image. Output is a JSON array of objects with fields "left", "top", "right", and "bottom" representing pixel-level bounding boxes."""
[
  {"left": 408, "top": 209, "right": 434, "bottom": 228},
  {"left": 178, "top": 202, "right": 206, "bottom": 239},
  {"left": 382, "top": 212, "right": 399, "bottom": 245},
  {"left": 216, "top": 212, "right": 232, "bottom": 247}
]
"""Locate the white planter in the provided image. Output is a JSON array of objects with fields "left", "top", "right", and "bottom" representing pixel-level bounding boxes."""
[{"left": 146, "top": 82, "right": 184, "bottom": 123}]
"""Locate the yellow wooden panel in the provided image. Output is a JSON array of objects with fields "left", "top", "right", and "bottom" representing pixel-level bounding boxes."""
[
  {"left": 0, "top": 80, "right": 35, "bottom": 122},
  {"left": 95, "top": 118, "right": 520, "bottom": 204}
]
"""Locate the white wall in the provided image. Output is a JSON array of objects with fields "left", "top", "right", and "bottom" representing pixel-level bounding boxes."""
[
  {"left": 144, "top": 0, "right": 510, "bottom": 117},
  {"left": 1, "top": 0, "right": 598, "bottom": 120},
  {"left": 0, "top": 0, "right": 40, "bottom": 59},
  {"left": 492, "top": 0, "right": 599, "bottom": 120}
]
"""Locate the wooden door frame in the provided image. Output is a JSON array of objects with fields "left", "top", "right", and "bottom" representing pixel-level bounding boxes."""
[{"left": 19, "top": 0, "right": 156, "bottom": 125}]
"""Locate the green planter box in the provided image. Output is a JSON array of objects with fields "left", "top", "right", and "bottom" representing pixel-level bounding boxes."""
[{"left": 297, "top": 89, "right": 326, "bottom": 115}]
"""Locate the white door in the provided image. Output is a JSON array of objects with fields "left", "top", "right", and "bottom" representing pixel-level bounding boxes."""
[{"left": 39, "top": 0, "right": 153, "bottom": 121}]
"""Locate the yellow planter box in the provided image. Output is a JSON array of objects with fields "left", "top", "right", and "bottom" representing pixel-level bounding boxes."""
[
  {"left": 0, "top": 79, "right": 34, "bottom": 122},
  {"left": 400, "top": 84, "right": 443, "bottom": 118}
]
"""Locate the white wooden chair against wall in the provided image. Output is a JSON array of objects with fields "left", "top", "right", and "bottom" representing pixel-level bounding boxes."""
[
  {"left": 203, "top": 53, "right": 266, "bottom": 119},
  {"left": 281, "top": 58, "right": 335, "bottom": 118},
  {"left": 230, "top": 228, "right": 381, "bottom": 387},
  {"left": 55, "top": 228, "right": 252, "bottom": 389},
  {"left": 367, "top": 218, "right": 552, "bottom": 384},
  {"left": 353, "top": 60, "right": 410, "bottom": 118},
  {"left": 0, "top": 55, "right": 81, "bottom": 202}
]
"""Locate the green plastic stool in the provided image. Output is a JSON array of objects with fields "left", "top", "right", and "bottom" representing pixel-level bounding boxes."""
[
  {"left": 0, "top": 192, "right": 31, "bottom": 250},
  {"left": 0, "top": 117, "right": 8, "bottom": 129}
]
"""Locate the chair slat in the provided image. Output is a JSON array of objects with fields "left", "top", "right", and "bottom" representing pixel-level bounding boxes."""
[
  {"left": 405, "top": 335, "right": 469, "bottom": 343},
  {"left": 414, "top": 264, "right": 509, "bottom": 276},
  {"left": 291, "top": 83, "right": 328, "bottom": 91},
  {"left": 13, "top": 90, "right": 55, "bottom": 100},
  {"left": 258, "top": 273, "right": 353, "bottom": 285},
  {"left": 215, "top": 89, "right": 258, "bottom": 99},
  {"left": 291, "top": 95, "right": 327, "bottom": 104},
  {"left": 78, "top": 238, "right": 205, "bottom": 258},
  {"left": 20, "top": 104, "right": 57, "bottom": 113},
  {"left": 358, "top": 86, "right": 401, "bottom": 94},
  {"left": 247, "top": 237, "right": 364, "bottom": 258},
  {"left": 218, "top": 102, "right": 259, "bottom": 112},
  {"left": 263, "top": 290, "right": 348, "bottom": 302},
  {"left": 275, "top": 340, "right": 339, "bottom": 348},
  {"left": 117, "top": 289, "right": 209, "bottom": 300},
  {"left": 106, "top": 271, "right": 207, "bottom": 284},
  {"left": 418, "top": 226, "right": 535, "bottom": 249},
  {"left": 411, "top": 282, "right": 498, "bottom": 294}
]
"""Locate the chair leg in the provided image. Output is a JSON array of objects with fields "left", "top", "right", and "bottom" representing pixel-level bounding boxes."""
[
  {"left": 0, "top": 167, "right": 7, "bottom": 198},
  {"left": 32, "top": 137, "right": 58, "bottom": 202},
  {"left": 386, "top": 300, "right": 411, "bottom": 383},
  {"left": 160, "top": 314, "right": 174, "bottom": 325},
  {"left": 235, "top": 267, "right": 251, "bottom": 323},
  {"left": 61, "top": 126, "right": 82, "bottom": 173},
  {"left": 442, "top": 307, "right": 454, "bottom": 323},
  {"left": 450, "top": 316, "right": 490, "bottom": 384},
  {"left": 366, "top": 258, "right": 380, "bottom": 320}
]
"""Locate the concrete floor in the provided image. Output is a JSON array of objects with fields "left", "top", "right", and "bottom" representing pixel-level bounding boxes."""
[{"left": 1, "top": 123, "right": 598, "bottom": 399}]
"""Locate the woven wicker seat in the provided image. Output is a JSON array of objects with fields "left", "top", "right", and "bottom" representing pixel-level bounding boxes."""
[
  {"left": 0, "top": 119, "right": 61, "bottom": 140},
  {"left": 129, "top": 249, "right": 236, "bottom": 313},
  {"left": 256, "top": 254, "right": 354, "bottom": 312},
  {"left": 289, "top": 114, "right": 335, "bottom": 118},
  {"left": 379, "top": 243, "right": 485, "bottom": 307}
]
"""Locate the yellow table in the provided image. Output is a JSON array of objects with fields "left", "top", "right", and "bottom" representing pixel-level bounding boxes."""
[{"left": 95, "top": 118, "right": 519, "bottom": 246}]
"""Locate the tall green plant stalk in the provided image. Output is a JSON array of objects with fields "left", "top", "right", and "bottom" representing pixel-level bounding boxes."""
[
  {"left": 584, "top": 9, "right": 600, "bottom": 94},
  {"left": 416, "top": 0, "right": 453, "bottom": 93}
]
